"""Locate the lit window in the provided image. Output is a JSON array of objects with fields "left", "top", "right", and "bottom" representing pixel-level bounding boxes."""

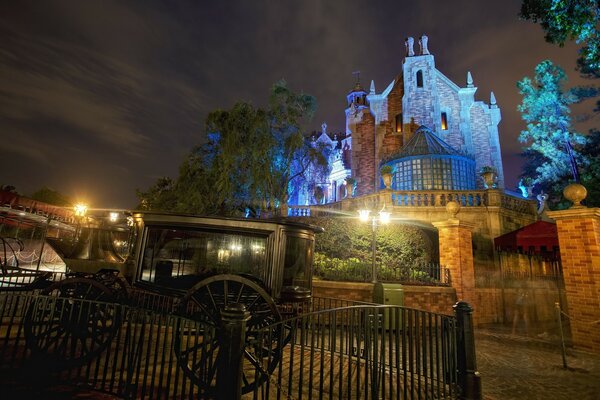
[
  {"left": 441, "top": 112, "right": 448, "bottom": 130},
  {"left": 395, "top": 113, "right": 403, "bottom": 132},
  {"left": 416, "top": 70, "right": 423, "bottom": 88}
]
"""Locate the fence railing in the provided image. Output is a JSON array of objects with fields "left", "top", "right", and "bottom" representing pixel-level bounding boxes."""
[
  {"left": 0, "top": 292, "right": 480, "bottom": 399},
  {"left": 314, "top": 261, "right": 450, "bottom": 286},
  {"left": 0, "top": 292, "right": 210, "bottom": 398},
  {"left": 251, "top": 305, "right": 460, "bottom": 399}
]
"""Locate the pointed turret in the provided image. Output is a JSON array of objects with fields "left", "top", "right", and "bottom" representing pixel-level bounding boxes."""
[
  {"left": 346, "top": 71, "right": 369, "bottom": 108},
  {"left": 490, "top": 91, "right": 498, "bottom": 108},
  {"left": 370, "top": 80, "right": 376, "bottom": 95},
  {"left": 467, "top": 71, "right": 474, "bottom": 88}
]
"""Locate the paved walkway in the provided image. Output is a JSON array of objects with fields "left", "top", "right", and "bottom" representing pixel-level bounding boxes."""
[{"left": 476, "top": 329, "right": 600, "bottom": 400}]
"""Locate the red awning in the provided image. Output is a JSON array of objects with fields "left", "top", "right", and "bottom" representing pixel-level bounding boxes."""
[{"left": 494, "top": 221, "right": 559, "bottom": 256}]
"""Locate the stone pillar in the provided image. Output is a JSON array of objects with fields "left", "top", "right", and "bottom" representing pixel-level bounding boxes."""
[
  {"left": 432, "top": 202, "right": 476, "bottom": 303},
  {"left": 547, "top": 183, "right": 600, "bottom": 353}
]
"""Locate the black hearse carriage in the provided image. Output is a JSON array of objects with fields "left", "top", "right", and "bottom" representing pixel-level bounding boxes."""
[{"left": 23, "top": 212, "right": 321, "bottom": 395}]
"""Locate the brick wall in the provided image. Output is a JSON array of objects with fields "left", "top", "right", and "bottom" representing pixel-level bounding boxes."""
[
  {"left": 433, "top": 219, "right": 476, "bottom": 303},
  {"left": 312, "top": 280, "right": 373, "bottom": 303},
  {"left": 402, "top": 286, "right": 456, "bottom": 315},
  {"left": 311, "top": 279, "right": 561, "bottom": 328},
  {"left": 351, "top": 111, "right": 376, "bottom": 195},
  {"left": 547, "top": 208, "right": 600, "bottom": 353}
]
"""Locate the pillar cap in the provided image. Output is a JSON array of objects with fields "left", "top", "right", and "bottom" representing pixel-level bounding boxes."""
[
  {"left": 446, "top": 200, "right": 460, "bottom": 218},
  {"left": 547, "top": 207, "right": 600, "bottom": 221},
  {"left": 563, "top": 183, "right": 587, "bottom": 208},
  {"left": 432, "top": 218, "right": 476, "bottom": 230}
]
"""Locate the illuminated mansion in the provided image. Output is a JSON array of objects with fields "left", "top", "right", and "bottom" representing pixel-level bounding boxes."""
[{"left": 289, "top": 35, "right": 504, "bottom": 206}]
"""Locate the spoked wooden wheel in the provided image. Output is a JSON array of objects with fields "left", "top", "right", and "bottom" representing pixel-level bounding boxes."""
[
  {"left": 175, "top": 274, "right": 288, "bottom": 396},
  {"left": 24, "top": 277, "right": 121, "bottom": 369}
]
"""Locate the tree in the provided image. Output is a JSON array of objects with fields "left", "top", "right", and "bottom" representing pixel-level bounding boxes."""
[
  {"left": 137, "top": 81, "right": 331, "bottom": 216},
  {"left": 518, "top": 60, "right": 588, "bottom": 206},
  {"left": 579, "top": 129, "right": 600, "bottom": 206},
  {"left": 29, "top": 186, "right": 72, "bottom": 207},
  {"left": 520, "top": 0, "right": 600, "bottom": 71}
]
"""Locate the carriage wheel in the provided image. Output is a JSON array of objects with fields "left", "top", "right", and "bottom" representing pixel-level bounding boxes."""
[
  {"left": 24, "top": 277, "right": 121, "bottom": 369},
  {"left": 94, "top": 269, "right": 130, "bottom": 303},
  {"left": 175, "top": 274, "right": 288, "bottom": 396}
]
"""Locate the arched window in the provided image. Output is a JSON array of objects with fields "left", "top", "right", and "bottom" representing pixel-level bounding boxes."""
[
  {"left": 441, "top": 112, "right": 448, "bottom": 130},
  {"left": 416, "top": 70, "right": 423, "bottom": 88},
  {"left": 395, "top": 113, "right": 403, "bottom": 132}
]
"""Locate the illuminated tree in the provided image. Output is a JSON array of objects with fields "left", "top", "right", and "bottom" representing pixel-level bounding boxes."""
[
  {"left": 137, "top": 81, "right": 331, "bottom": 216},
  {"left": 520, "top": 0, "right": 600, "bottom": 70},
  {"left": 518, "top": 60, "right": 587, "bottom": 200}
]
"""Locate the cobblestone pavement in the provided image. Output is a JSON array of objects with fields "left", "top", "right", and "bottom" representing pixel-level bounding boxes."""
[{"left": 476, "top": 330, "right": 600, "bottom": 400}]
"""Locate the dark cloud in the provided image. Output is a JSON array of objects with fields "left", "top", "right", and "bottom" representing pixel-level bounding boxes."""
[{"left": 0, "top": 0, "right": 596, "bottom": 208}]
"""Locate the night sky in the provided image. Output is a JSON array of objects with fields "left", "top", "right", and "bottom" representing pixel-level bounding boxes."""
[{"left": 0, "top": 0, "right": 595, "bottom": 209}]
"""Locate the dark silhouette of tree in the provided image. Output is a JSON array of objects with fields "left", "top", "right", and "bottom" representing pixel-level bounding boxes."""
[{"left": 520, "top": 0, "right": 599, "bottom": 71}]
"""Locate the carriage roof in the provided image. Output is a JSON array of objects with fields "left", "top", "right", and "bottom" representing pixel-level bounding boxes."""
[{"left": 132, "top": 211, "right": 323, "bottom": 233}]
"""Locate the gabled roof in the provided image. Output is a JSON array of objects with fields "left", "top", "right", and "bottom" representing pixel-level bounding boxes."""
[{"left": 393, "top": 125, "right": 463, "bottom": 158}]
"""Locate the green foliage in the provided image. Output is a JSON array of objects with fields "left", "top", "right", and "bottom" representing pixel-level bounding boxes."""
[
  {"left": 304, "top": 216, "right": 434, "bottom": 280},
  {"left": 580, "top": 129, "right": 600, "bottom": 207},
  {"left": 29, "top": 186, "right": 72, "bottom": 207},
  {"left": 380, "top": 165, "right": 393, "bottom": 175},
  {"left": 479, "top": 166, "right": 496, "bottom": 174},
  {"left": 137, "top": 81, "right": 331, "bottom": 216},
  {"left": 520, "top": 0, "right": 600, "bottom": 71},
  {"left": 518, "top": 60, "right": 588, "bottom": 206},
  {"left": 313, "top": 253, "right": 370, "bottom": 281}
]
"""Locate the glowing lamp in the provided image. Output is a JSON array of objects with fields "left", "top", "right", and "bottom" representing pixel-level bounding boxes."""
[
  {"left": 379, "top": 210, "right": 391, "bottom": 224},
  {"left": 358, "top": 209, "right": 371, "bottom": 222},
  {"left": 109, "top": 212, "right": 119, "bottom": 222},
  {"left": 74, "top": 204, "right": 88, "bottom": 217}
]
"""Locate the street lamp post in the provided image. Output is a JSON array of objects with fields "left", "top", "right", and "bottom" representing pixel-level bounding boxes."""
[
  {"left": 358, "top": 206, "right": 391, "bottom": 283},
  {"left": 74, "top": 203, "right": 88, "bottom": 241}
]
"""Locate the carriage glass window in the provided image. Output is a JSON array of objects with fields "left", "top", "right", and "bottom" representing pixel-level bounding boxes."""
[
  {"left": 282, "top": 235, "right": 313, "bottom": 289},
  {"left": 140, "top": 226, "right": 267, "bottom": 289}
]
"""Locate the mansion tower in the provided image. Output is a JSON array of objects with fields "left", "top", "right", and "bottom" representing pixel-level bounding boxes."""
[{"left": 296, "top": 35, "right": 504, "bottom": 205}]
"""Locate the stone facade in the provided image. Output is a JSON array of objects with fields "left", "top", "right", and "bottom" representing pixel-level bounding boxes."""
[
  {"left": 294, "top": 35, "right": 505, "bottom": 205},
  {"left": 350, "top": 35, "right": 504, "bottom": 194}
]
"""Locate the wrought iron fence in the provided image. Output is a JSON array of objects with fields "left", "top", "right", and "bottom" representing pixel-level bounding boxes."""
[
  {"left": 314, "top": 260, "right": 450, "bottom": 286},
  {"left": 251, "top": 305, "right": 460, "bottom": 399},
  {"left": 0, "top": 292, "right": 210, "bottom": 399},
  {"left": 0, "top": 292, "right": 479, "bottom": 399}
]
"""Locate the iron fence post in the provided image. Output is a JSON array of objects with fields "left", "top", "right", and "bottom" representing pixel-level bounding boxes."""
[
  {"left": 216, "top": 303, "right": 250, "bottom": 400},
  {"left": 454, "top": 301, "right": 482, "bottom": 400}
]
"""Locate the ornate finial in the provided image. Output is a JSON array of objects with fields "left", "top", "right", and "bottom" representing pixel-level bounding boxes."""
[
  {"left": 446, "top": 200, "right": 460, "bottom": 219},
  {"left": 405, "top": 37, "right": 415, "bottom": 57},
  {"left": 563, "top": 183, "right": 588, "bottom": 208},
  {"left": 352, "top": 70, "right": 360, "bottom": 84},
  {"left": 536, "top": 192, "right": 548, "bottom": 214},
  {"left": 419, "top": 35, "right": 430, "bottom": 55},
  {"left": 490, "top": 91, "right": 497, "bottom": 108},
  {"left": 467, "top": 71, "right": 474, "bottom": 87},
  {"left": 321, "top": 122, "right": 327, "bottom": 135},
  {"left": 370, "top": 80, "right": 376, "bottom": 94}
]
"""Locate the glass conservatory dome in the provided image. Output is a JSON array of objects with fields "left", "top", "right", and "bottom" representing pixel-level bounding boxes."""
[{"left": 382, "top": 125, "right": 476, "bottom": 191}]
